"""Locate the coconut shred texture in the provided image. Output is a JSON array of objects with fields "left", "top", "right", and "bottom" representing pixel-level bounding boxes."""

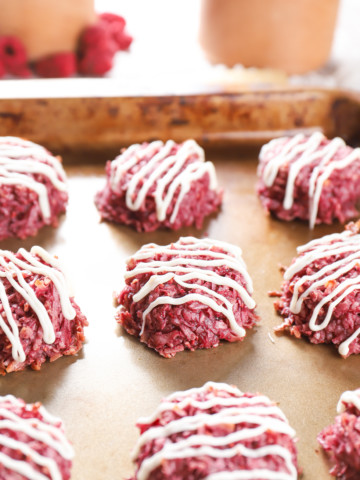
[
  {"left": 94, "top": 139, "right": 223, "bottom": 232},
  {"left": 0, "top": 395, "right": 73, "bottom": 480},
  {"left": 274, "top": 222, "right": 360, "bottom": 357},
  {"left": 129, "top": 382, "right": 298, "bottom": 480},
  {"left": 318, "top": 388, "right": 360, "bottom": 480},
  {"left": 116, "top": 237, "right": 257, "bottom": 357},
  {"left": 257, "top": 132, "right": 360, "bottom": 228},
  {"left": 0, "top": 245, "right": 87, "bottom": 374},
  {"left": 0, "top": 137, "right": 69, "bottom": 240}
]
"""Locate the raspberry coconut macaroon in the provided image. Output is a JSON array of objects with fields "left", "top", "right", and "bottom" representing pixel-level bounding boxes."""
[
  {"left": 0, "top": 395, "right": 73, "bottom": 480},
  {"left": 129, "top": 382, "right": 299, "bottom": 480},
  {"left": 0, "top": 245, "right": 87, "bottom": 375},
  {"left": 95, "top": 139, "right": 223, "bottom": 232},
  {"left": 273, "top": 222, "right": 360, "bottom": 357},
  {"left": 257, "top": 132, "right": 360, "bottom": 228},
  {"left": 116, "top": 236, "right": 257, "bottom": 357},
  {"left": 0, "top": 136, "right": 68, "bottom": 240},
  {"left": 318, "top": 388, "right": 360, "bottom": 479}
]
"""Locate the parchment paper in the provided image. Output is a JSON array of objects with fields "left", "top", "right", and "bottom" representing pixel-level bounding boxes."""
[{"left": 0, "top": 149, "right": 357, "bottom": 480}]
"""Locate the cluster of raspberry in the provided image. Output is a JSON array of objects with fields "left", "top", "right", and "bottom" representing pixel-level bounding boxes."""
[{"left": 0, "top": 12, "right": 132, "bottom": 78}]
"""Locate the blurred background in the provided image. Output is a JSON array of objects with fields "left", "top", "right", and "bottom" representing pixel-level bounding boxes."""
[
  {"left": 96, "top": 0, "right": 360, "bottom": 91},
  {"left": 0, "top": 0, "right": 359, "bottom": 94}
]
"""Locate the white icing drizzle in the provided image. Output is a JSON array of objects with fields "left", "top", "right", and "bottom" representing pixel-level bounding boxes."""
[
  {"left": 127, "top": 237, "right": 252, "bottom": 292},
  {"left": 111, "top": 142, "right": 163, "bottom": 190},
  {"left": 133, "top": 382, "right": 297, "bottom": 480},
  {"left": 284, "top": 230, "right": 360, "bottom": 356},
  {"left": 296, "top": 231, "right": 352, "bottom": 254},
  {"left": 309, "top": 148, "right": 360, "bottom": 229},
  {"left": 109, "top": 139, "right": 218, "bottom": 224},
  {"left": 0, "top": 246, "right": 76, "bottom": 363},
  {"left": 290, "top": 252, "right": 360, "bottom": 313},
  {"left": 137, "top": 392, "right": 285, "bottom": 427},
  {"left": 260, "top": 133, "right": 307, "bottom": 187},
  {"left": 0, "top": 137, "right": 67, "bottom": 221},
  {"left": 307, "top": 138, "right": 345, "bottom": 198},
  {"left": 337, "top": 388, "right": 360, "bottom": 413},
  {"left": 125, "top": 237, "right": 255, "bottom": 338},
  {"left": 259, "top": 132, "right": 360, "bottom": 229},
  {"left": 338, "top": 327, "right": 360, "bottom": 356},
  {"left": 0, "top": 395, "right": 73, "bottom": 480},
  {"left": 133, "top": 406, "right": 291, "bottom": 459},
  {"left": 284, "top": 235, "right": 360, "bottom": 280},
  {"left": 166, "top": 381, "right": 243, "bottom": 401}
]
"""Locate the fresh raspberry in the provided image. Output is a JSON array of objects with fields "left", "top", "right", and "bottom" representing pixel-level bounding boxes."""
[
  {"left": 99, "top": 12, "right": 126, "bottom": 32},
  {"left": 78, "top": 24, "right": 117, "bottom": 55},
  {"left": 77, "top": 49, "right": 113, "bottom": 75},
  {"left": 0, "top": 36, "right": 30, "bottom": 77},
  {"left": 76, "top": 13, "right": 132, "bottom": 76},
  {"left": 116, "top": 31, "right": 133, "bottom": 50},
  {"left": 99, "top": 13, "right": 132, "bottom": 50},
  {"left": 77, "top": 21, "right": 118, "bottom": 75},
  {"left": 11, "top": 65, "right": 31, "bottom": 78},
  {"left": 0, "top": 60, "right": 5, "bottom": 78},
  {"left": 34, "top": 52, "right": 77, "bottom": 78}
]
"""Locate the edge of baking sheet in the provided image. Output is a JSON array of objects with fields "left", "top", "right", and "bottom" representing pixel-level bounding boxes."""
[{"left": 0, "top": 86, "right": 359, "bottom": 152}]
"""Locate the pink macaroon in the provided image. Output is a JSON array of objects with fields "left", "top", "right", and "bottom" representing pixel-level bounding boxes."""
[
  {"left": 273, "top": 222, "right": 360, "bottom": 357},
  {"left": 95, "top": 139, "right": 223, "bottom": 232},
  {"left": 129, "top": 382, "right": 298, "bottom": 480},
  {"left": 0, "top": 136, "right": 68, "bottom": 240},
  {"left": 0, "top": 245, "right": 87, "bottom": 375},
  {"left": 116, "top": 236, "right": 257, "bottom": 357},
  {"left": 0, "top": 395, "right": 73, "bottom": 479},
  {"left": 318, "top": 388, "right": 360, "bottom": 479},
  {"left": 257, "top": 132, "right": 360, "bottom": 228}
]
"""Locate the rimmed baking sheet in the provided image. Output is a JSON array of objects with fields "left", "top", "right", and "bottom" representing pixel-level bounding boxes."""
[{"left": 0, "top": 86, "right": 359, "bottom": 152}]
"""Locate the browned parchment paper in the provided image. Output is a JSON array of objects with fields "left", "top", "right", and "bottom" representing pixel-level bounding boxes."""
[{"left": 0, "top": 149, "right": 358, "bottom": 480}]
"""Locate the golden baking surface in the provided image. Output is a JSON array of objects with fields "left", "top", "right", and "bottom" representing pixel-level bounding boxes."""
[{"left": 0, "top": 150, "right": 358, "bottom": 479}]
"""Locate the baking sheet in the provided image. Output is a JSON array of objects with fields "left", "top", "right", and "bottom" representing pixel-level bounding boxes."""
[
  {"left": 0, "top": 149, "right": 359, "bottom": 480},
  {"left": 0, "top": 87, "right": 360, "bottom": 152}
]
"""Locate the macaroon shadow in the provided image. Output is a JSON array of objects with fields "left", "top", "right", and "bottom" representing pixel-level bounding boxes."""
[
  {"left": 0, "top": 214, "right": 67, "bottom": 253},
  {"left": 271, "top": 326, "right": 360, "bottom": 376},
  {"left": 97, "top": 209, "right": 223, "bottom": 254},
  {"left": 265, "top": 213, "right": 346, "bottom": 244},
  {"left": 316, "top": 447, "right": 332, "bottom": 479},
  {"left": 118, "top": 325, "right": 257, "bottom": 392},
  {"left": 0, "top": 351, "right": 84, "bottom": 404}
]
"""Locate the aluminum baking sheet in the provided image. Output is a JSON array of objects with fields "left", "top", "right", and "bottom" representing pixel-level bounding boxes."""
[{"left": 0, "top": 149, "right": 358, "bottom": 480}]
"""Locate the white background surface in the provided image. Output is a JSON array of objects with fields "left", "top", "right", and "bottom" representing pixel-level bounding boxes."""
[
  {"left": 0, "top": 0, "right": 359, "bottom": 98},
  {"left": 94, "top": 0, "right": 360, "bottom": 91}
]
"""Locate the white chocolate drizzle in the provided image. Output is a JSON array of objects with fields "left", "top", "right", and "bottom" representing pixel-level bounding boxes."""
[
  {"left": 0, "top": 395, "right": 73, "bottom": 480},
  {"left": 110, "top": 140, "right": 218, "bottom": 224},
  {"left": 259, "top": 132, "right": 360, "bottom": 228},
  {"left": 125, "top": 237, "right": 255, "bottom": 338},
  {"left": 0, "top": 246, "right": 76, "bottom": 364},
  {"left": 284, "top": 230, "right": 360, "bottom": 356},
  {"left": 337, "top": 388, "right": 360, "bottom": 413},
  {"left": 133, "top": 382, "right": 297, "bottom": 480},
  {"left": 0, "top": 137, "right": 67, "bottom": 221}
]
